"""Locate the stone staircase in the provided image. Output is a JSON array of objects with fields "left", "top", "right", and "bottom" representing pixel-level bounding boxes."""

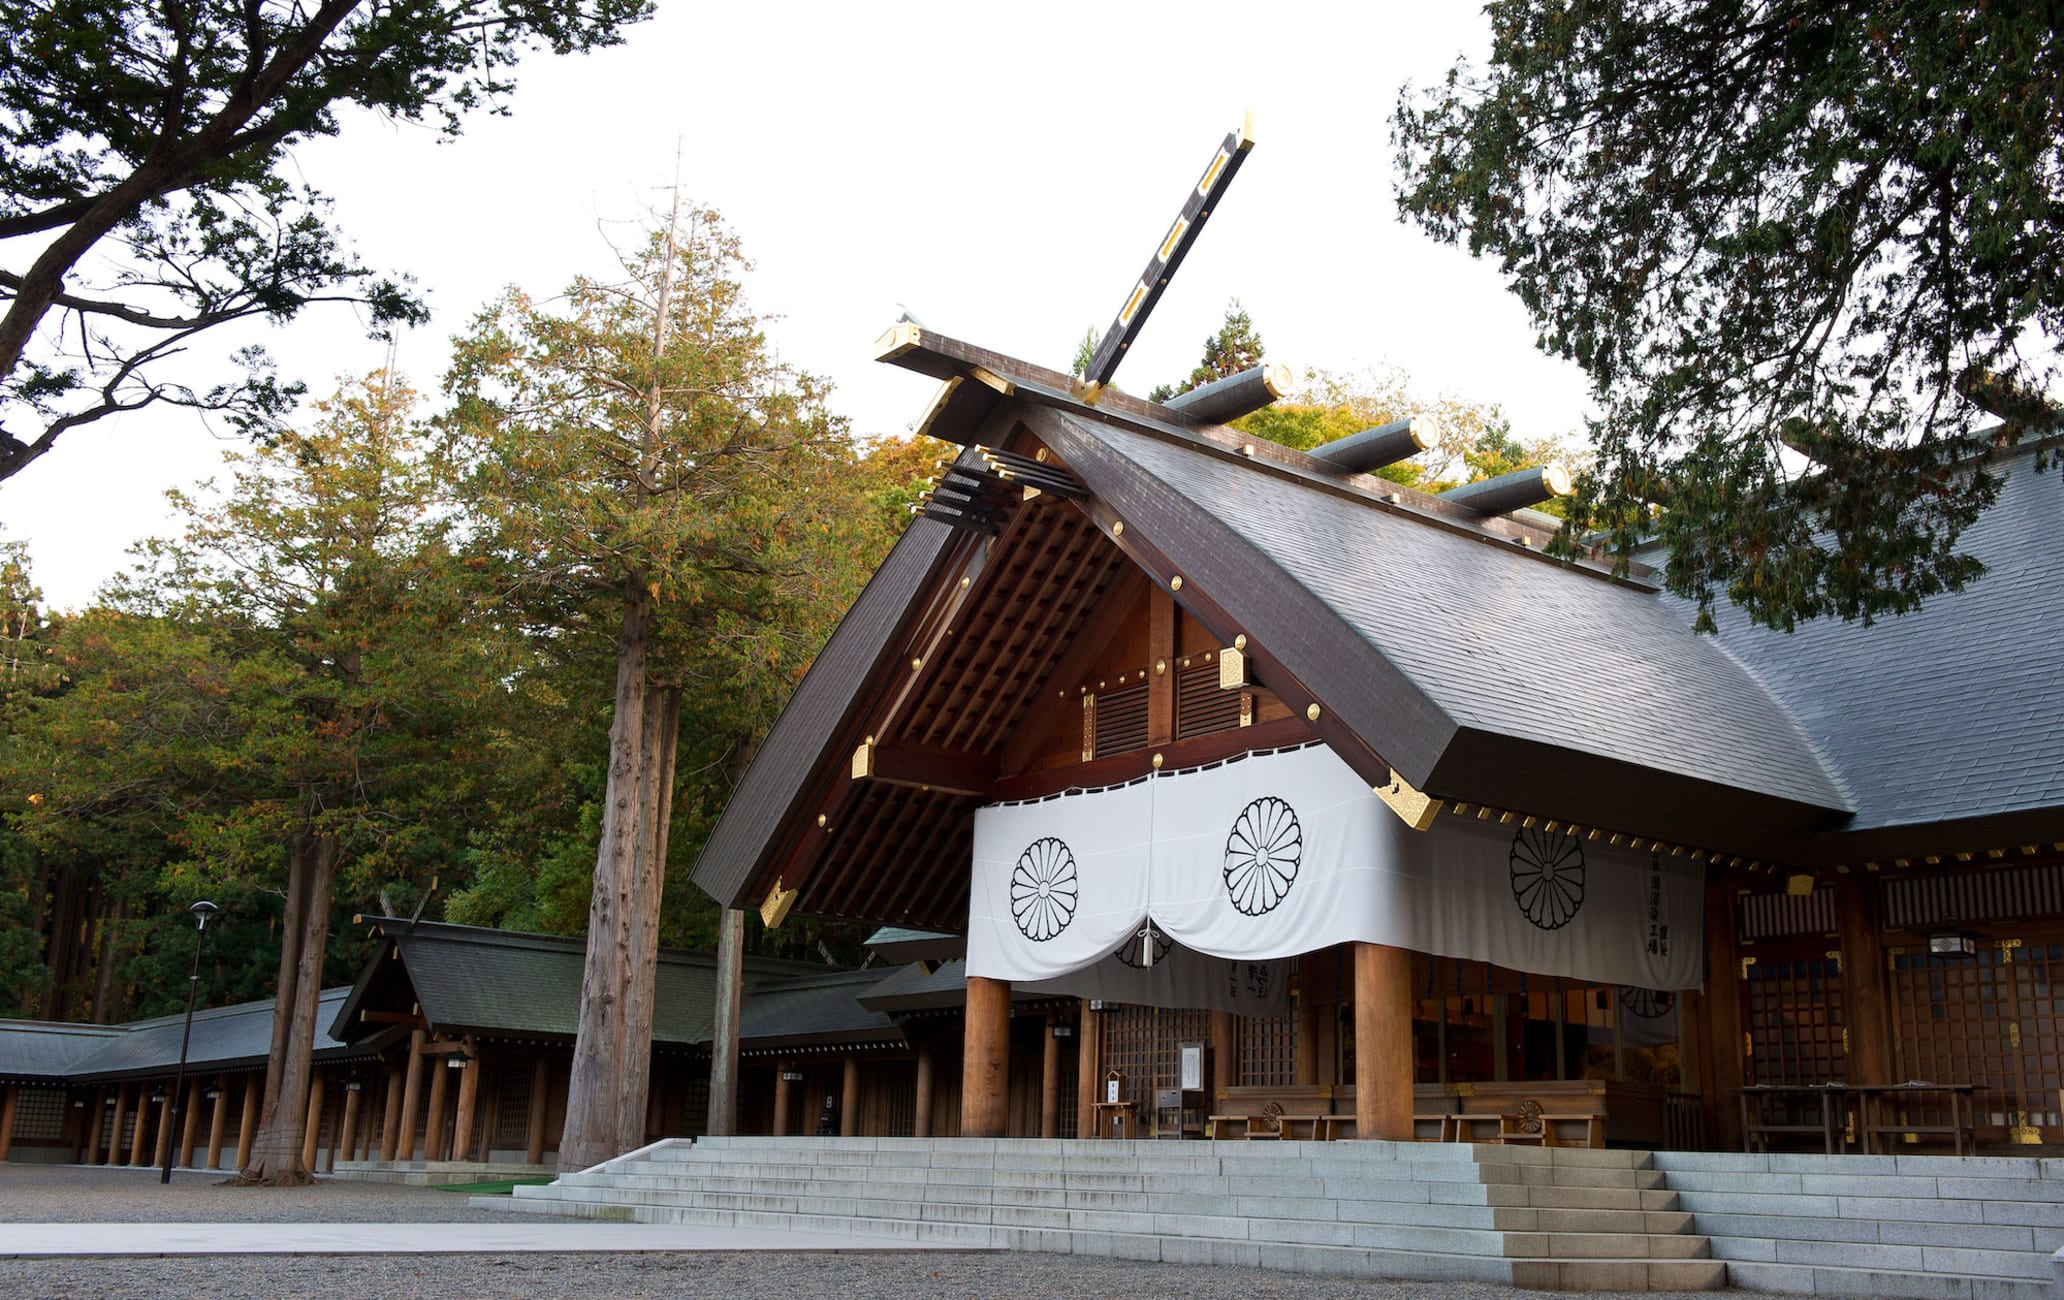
[
  {"left": 1652, "top": 1150, "right": 2062, "bottom": 1298},
  {"left": 480, "top": 1136, "right": 1723, "bottom": 1291}
]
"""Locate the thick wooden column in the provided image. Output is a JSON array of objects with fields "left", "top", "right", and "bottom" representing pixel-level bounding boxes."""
[
  {"left": 1295, "top": 967, "right": 1321, "bottom": 1086},
  {"left": 106, "top": 1085, "right": 128, "bottom": 1165},
  {"left": 423, "top": 1053, "right": 450, "bottom": 1161},
  {"left": 301, "top": 1071, "right": 326, "bottom": 1171},
  {"left": 961, "top": 976, "right": 1011, "bottom": 1138},
  {"left": 1040, "top": 1013, "right": 1062, "bottom": 1138},
  {"left": 381, "top": 1059, "right": 406, "bottom": 1160},
  {"left": 339, "top": 1081, "right": 363, "bottom": 1168},
  {"left": 525, "top": 1058, "right": 550, "bottom": 1165},
  {"left": 707, "top": 907, "right": 744, "bottom": 1137},
  {"left": 234, "top": 1075, "right": 259, "bottom": 1169},
  {"left": 840, "top": 1056, "right": 861, "bottom": 1137},
  {"left": 1353, "top": 942, "right": 1414, "bottom": 1141},
  {"left": 1834, "top": 873, "right": 1893, "bottom": 1086},
  {"left": 206, "top": 1076, "right": 229, "bottom": 1170},
  {"left": 84, "top": 1089, "right": 105, "bottom": 1165},
  {"left": 0, "top": 1083, "right": 16, "bottom": 1161},
  {"left": 178, "top": 1078, "right": 203, "bottom": 1169},
  {"left": 1704, "top": 884, "right": 1747, "bottom": 1151},
  {"left": 913, "top": 1042, "right": 935, "bottom": 1139},
  {"left": 151, "top": 1086, "right": 174, "bottom": 1168},
  {"left": 450, "top": 1049, "right": 481, "bottom": 1162},
  {"left": 771, "top": 1060, "right": 792, "bottom": 1137},
  {"left": 1210, "top": 1010, "right": 1238, "bottom": 1104},
  {"left": 396, "top": 1030, "right": 426, "bottom": 1160},
  {"left": 1074, "top": 999, "right": 1101, "bottom": 1140},
  {"left": 130, "top": 1085, "right": 154, "bottom": 1164}
]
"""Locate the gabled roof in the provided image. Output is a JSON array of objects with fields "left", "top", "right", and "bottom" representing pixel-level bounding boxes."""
[
  {"left": 0, "top": 1019, "right": 126, "bottom": 1083},
  {"left": 60, "top": 987, "right": 365, "bottom": 1083},
  {"left": 1675, "top": 443, "right": 2064, "bottom": 859},
  {"left": 330, "top": 919, "right": 835, "bottom": 1047},
  {"left": 692, "top": 329, "right": 1915, "bottom": 926},
  {"left": 723, "top": 968, "right": 903, "bottom": 1052}
]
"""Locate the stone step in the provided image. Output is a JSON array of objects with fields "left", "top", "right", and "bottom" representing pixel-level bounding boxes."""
[
  {"left": 1483, "top": 1182, "right": 1679, "bottom": 1211},
  {"left": 1493, "top": 1206, "right": 1696, "bottom": 1235},
  {"left": 1475, "top": 1162, "right": 1667, "bottom": 1190},
  {"left": 1721, "top": 1257, "right": 2056, "bottom": 1299},
  {"left": 1508, "top": 1258, "right": 1728, "bottom": 1291},
  {"left": 1502, "top": 1229, "right": 1711, "bottom": 1260}
]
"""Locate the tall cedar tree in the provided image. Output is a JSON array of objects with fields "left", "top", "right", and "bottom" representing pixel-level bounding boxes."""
[
  {"left": 443, "top": 205, "right": 874, "bottom": 1170},
  {"left": 0, "top": 0, "right": 649, "bottom": 481},
  {"left": 1149, "top": 301, "right": 1265, "bottom": 403},
  {"left": 11, "top": 375, "right": 497, "bottom": 1183},
  {"left": 1394, "top": 1, "right": 2063, "bottom": 630}
]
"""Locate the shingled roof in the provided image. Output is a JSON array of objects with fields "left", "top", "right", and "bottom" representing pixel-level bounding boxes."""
[
  {"left": 58, "top": 987, "right": 367, "bottom": 1083},
  {"left": 330, "top": 919, "right": 838, "bottom": 1047},
  {"left": 723, "top": 968, "right": 903, "bottom": 1053},
  {"left": 697, "top": 328, "right": 2046, "bottom": 927},
  {"left": 0, "top": 1019, "right": 126, "bottom": 1083}
]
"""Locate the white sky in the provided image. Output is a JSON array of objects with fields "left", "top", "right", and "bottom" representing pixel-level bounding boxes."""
[{"left": 2, "top": 1, "right": 1593, "bottom": 611}]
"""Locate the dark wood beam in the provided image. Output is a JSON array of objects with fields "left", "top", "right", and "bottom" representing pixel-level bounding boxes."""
[
  {"left": 991, "top": 715, "right": 1315, "bottom": 802},
  {"left": 998, "top": 563, "right": 1149, "bottom": 776},
  {"left": 854, "top": 743, "right": 999, "bottom": 798}
]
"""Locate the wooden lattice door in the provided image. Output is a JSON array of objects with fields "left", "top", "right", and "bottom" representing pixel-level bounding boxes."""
[
  {"left": 1743, "top": 954, "right": 1847, "bottom": 1086},
  {"left": 1892, "top": 939, "right": 2064, "bottom": 1140}
]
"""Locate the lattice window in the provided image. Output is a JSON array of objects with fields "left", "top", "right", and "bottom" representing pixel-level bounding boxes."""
[
  {"left": 493, "top": 1067, "right": 532, "bottom": 1146},
  {"left": 1176, "top": 664, "right": 1243, "bottom": 739},
  {"left": 1097, "top": 1005, "right": 1210, "bottom": 1098},
  {"left": 1738, "top": 889, "right": 1837, "bottom": 940},
  {"left": 1239, "top": 1014, "right": 1297, "bottom": 1086},
  {"left": 1744, "top": 956, "right": 1845, "bottom": 1086},
  {"left": 1086, "top": 683, "right": 1149, "bottom": 758},
  {"left": 1892, "top": 940, "right": 2064, "bottom": 1132},
  {"left": 9, "top": 1087, "right": 65, "bottom": 1140}
]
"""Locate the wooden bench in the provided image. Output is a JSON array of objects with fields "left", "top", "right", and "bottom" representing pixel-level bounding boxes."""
[
  {"left": 1206, "top": 1101, "right": 1329, "bottom": 1140},
  {"left": 1497, "top": 1099, "right": 1607, "bottom": 1148}
]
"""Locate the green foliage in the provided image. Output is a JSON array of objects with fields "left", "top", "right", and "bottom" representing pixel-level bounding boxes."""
[
  {"left": 0, "top": 0, "right": 653, "bottom": 480},
  {"left": 1394, "top": 0, "right": 2062, "bottom": 630},
  {"left": 1151, "top": 300, "right": 1264, "bottom": 403}
]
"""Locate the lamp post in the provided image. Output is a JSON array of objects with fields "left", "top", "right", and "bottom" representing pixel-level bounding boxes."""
[{"left": 161, "top": 899, "right": 219, "bottom": 1184}]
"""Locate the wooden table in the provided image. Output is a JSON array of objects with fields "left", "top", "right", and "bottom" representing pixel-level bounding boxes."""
[
  {"left": 1737, "top": 1084, "right": 1845, "bottom": 1153},
  {"left": 1849, "top": 1083, "right": 1977, "bottom": 1155},
  {"left": 1090, "top": 1101, "right": 1138, "bottom": 1139}
]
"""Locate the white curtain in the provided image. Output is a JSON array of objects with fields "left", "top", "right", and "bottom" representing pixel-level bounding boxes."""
[{"left": 967, "top": 744, "right": 1704, "bottom": 1004}]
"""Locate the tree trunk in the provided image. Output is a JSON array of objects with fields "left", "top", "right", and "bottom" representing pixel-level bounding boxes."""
[
  {"left": 615, "top": 684, "right": 679, "bottom": 1155},
  {"left": 237, "top": 827, "right": 338, "bottom": 1184},
  {"left": 558, "top": 580, "right": 655, "bottom": 1172}
]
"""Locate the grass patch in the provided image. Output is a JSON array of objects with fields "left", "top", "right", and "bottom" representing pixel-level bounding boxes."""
[{"left": 432, "top": 1177, "right": 553, "bottom": 1195}]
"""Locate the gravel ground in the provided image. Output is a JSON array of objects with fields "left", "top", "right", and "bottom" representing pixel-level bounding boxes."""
[{"left": 0, "top": 1164, "right": 1748, "bottom": 1299}]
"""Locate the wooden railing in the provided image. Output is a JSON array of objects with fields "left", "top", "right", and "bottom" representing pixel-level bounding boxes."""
[{"left": 1664, "top": 1090, "right": 1708, "bottom": 1151}]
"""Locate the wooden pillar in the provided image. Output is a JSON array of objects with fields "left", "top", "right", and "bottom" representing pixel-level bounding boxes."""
[
  {"left": 149, "top": 1085, "right": 173, "bottom": 1168},
  {"left": 300, "top": 1071, "right": 326, "bottom": 1171},
  {"left": 1040, "top": 1013, "right": 1062, "bottom": 1138},
  {"left": 1074, "top": 999, "right": 1101, "bottom": 1140},
  {"left": 772, "top": 1060, "right": 792, "bottom": 1137},
  {"left": 1704, "top": 883, "right": 1746, "bottom": 1151},
  {"left": 707, "top": 907, "right": 744, "bottom": 1137},
  {"left": 1147, "top": 589, "right": 1175, "bottom": 745},
  {"left": 1210, "top": 1010, "right": 1238, "bottom": 1104},
  {"left": 178, "top": 1078, "right": 203, "bottom": 1169},
  {"left": 913, "top": 1042, "right": 935, "bottom": 1139},
  {"left": 960, "top": 976, "right": 1011, "bottom": 1138},
  {"left": 1295, "top": 969, "right": 1321, "bottom": 1086},
  {"left": 0, "top": 1083, "right": 16, "bottom": 1161},
  {"left": 1353, "top": 942, "right": 1414, "bottom": 1141},
  {"left": 234, "top": 1075, "right": 259, "bottom": 1169},
  {"left": 840, "top": 1055, "right": 861, "bottom": 1137},
  {"left": 525, "top": 1058, "right": 550, "bottom": 1165},
  {"left": 423, "top": 1052, "right": 450, "bottom": 1161},
  {"left": 84, "top": 1088, "right": 105, "bottom": 1165},
  {"left": 381, "top": 1059, "right": 406, "bottom": 1161},
  {"left": 106, "top": 1085, "right": 128, "bottom": 1166},
  {"left": 206, "top": 1076, "right": 229, "bottom": 1170},
  {"left": 1835, "top": 873, "right": 1893, "bottom": 1086},
  {"left": 396, "top": 1029, "right": 426, "bottom": 1161},
  {"left": 339, "top": 1080, "right": 363, "bottom": 1169},
  {"left": 129, "top": 1085, "right": 153, "bottom": 1165},
  {"left": 451, "top": 1048, "right": 481, "bottom": 1162}
]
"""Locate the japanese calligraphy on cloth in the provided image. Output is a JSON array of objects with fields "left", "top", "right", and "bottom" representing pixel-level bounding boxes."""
[{"left": 967, "top": 744, "right": 1703, "bottom": 1005}]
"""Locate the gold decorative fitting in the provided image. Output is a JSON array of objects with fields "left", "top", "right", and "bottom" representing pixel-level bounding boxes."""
[
  {"left": 1170, "top": 575, "right": 1184, "bottom": 591},
  {"left": 851, "top": 740, "right": 874, "bottom": 781},
  {"left": 910, "top": 657, "right": 922, "bottom": 671},
  {"left": 1234, "top": 634, "right": 1248, "bottom": 650},
  {"left": 1374, "top": 769, "right": 1441, "bottom": 832},
  {"left": 816, "top": 813, "right": 827, "bottom": 828},
  {"left": 959, "top": 576, "right": 970, "bottom": 589},
  {"left": 1111, "top": 520, "right": 1125, "bottom": 537},
  {"left": 1240, "top": 443, "right": 1256, "bottom": 456},
  {"left": 1521, "top": 815, "right": 1538, "bottom": 829},
  {"left": 967, "top": 364, "right": 1015, "bottom": 396},
  {"left": 1786, "top": 873, "right": 1816, "bottom": 897},
  {"left": 760, "top": 878, "right": 799, "bottom": 929},
  {"left": 1035, "top": 448, "right": 1049, "bottom": 462},
  {"left": 1155, "top": 660, "right": 1166, "bottom": 675},
  {"left": 2012, "top": 1125, "right": 2043, "bottom": 1144},
  {"left": 1305, "top": 703, "right": 1321, "bottom": 722},
  {"left": 1151, "top": 753, "right": 1164, "bottom": 769},
  {"left": 1218, "top": 646, "right": 1250, "bottom": 690}
]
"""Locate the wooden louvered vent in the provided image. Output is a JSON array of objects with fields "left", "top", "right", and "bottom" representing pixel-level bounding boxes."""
[
  {"left": 1176, "top": 663, "right": 1244, "bottom": 739},
  {"left": 1086, "top": 683, "right": 1149, "bottom": 759}
]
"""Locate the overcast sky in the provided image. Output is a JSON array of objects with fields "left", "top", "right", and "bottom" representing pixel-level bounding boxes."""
[{"left": 3, "top": 1, "right": 1594, "bottom": 610}]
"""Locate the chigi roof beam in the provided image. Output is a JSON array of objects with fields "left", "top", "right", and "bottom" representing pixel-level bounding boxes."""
[
  {"left": 1162, "top": 363, "right": 1292, "bottom": 425},
  {"left": 1439, "top": 464, "right": 1574, "bottom": 516},
  {"left": 1308, "top": 416, "right": 1436, "bottom": 475},
  {"left": 1080, "top": 115, "right": 1257, "bottom": 397}
]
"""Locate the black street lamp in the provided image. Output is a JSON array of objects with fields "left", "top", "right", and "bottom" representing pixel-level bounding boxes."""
[{"left": 161, "top": 899, "right": 220, "bottom": 1184}]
